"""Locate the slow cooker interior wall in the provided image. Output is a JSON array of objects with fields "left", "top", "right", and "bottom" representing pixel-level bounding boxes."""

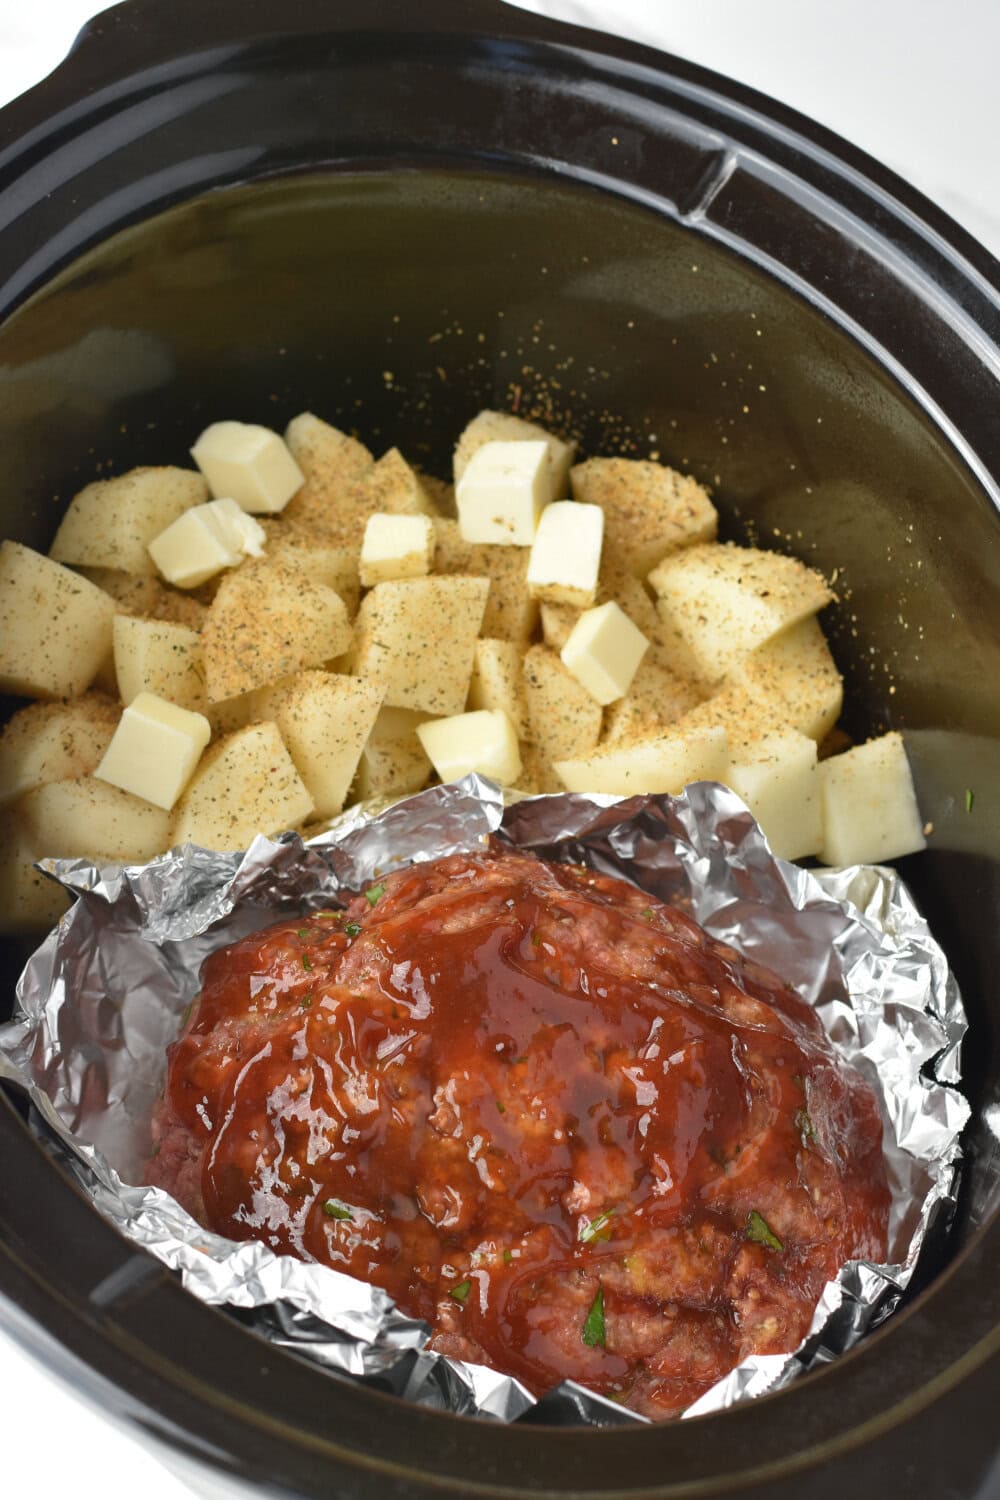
[{"left": 0, "top": 167, "right": 997, "bottom": 1244}]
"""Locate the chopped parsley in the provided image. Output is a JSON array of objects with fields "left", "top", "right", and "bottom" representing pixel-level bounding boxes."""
[
  {"left": 966, "top": 788, "right": 975, "bottom": 813},
  {"left": 322, "top": 1200, "right": 353, "bottom": 1221},
  {"left": 301, "top": 953, "right": 313, "bottom": 971},
  {"left": 297, "top": 928, "right": 312, "bottom": 939},
  {"left": 495, "top": 1099, "right": 506, "bottom": 1114},
  {"left": 365, "top": 883, "right": 386, "bottom": 907},
  {"left": 450, "top": 1279, "right": 472, "bottom": 1303},
  {"left": 579, "top": 1210, "right": 615, "bottom": 1244},
  {"left": 581, "top": 1285, "right": 606, "bottom": 1347},
  {"left": 316, "top": 910, "right": 342, "bottom": 920},
  {"left": 503, "top": 1249, "right": 513, "bottom": 1265},
  {"left": 345, "top": 921, "right": 361, "bottom": 937},
  {"left": 300, "top": 992, "right": 314, "bottom": 1009},
  {"left": 746, "top": 1209, "right": 783, "bottom": 1252}
]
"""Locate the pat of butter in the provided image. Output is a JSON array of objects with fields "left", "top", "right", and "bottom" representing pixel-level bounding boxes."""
[
  {"left": 360, "top": 512, "right": 435, "bottom": 587},
  {"left": 148, "top": 497, "right": 267, "bottom": 588},
  {"left": 95, "top": 692, "right": 211, "bottom": 811},
  {"left": 526, "top": 500, "right": 604, "bottom": 607},
  {"left": 455, "top": 440, "right": 557, "bottom": 545},
  {"left": 191, "top": 420, "right": 305, "bottom": 514},
  {"left": 416, "top": 709, "right": 522, "bottom": 785},
  {"left": 560, "top": 600, "right": 650, "bottom": 705}
]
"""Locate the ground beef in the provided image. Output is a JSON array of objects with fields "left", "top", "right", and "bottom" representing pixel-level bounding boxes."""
[{"left": 146, "top": 844, "right": 889, "bottom": 1419}]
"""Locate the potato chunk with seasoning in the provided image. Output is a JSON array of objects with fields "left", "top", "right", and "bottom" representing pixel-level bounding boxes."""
[
  {"left": 570, "top": 458, "right": 717, "bottom": 577},
  {"left": 522, "top": 645, "right": 603, "bottom": 790},
  {"left": 19, "top": 777, "right": 171, "bottom": 863},
  {"left": 453, "top": 409, "right": 576, "bottom": 492},
  {"left": 49, "top": 467, "right": 207, "bottom": 576},
  {"left": 112, "top": 617, "right": 206, "bottom": 712},
  {"left": 818, "top": 732, "right": 925, "bottom": 866},
  {"left": 554, "top": 724, "right": 729, "bottom": 796},
  {"left": 0, "top": 694, "right": 120, "bottom": 807},
  {"left": 354, "top": 707, "right": 433, "bottom": 801},
  {"left": 171, "top": 721, "right": 314, "bottom": 850},
  {"left": 0, "top": 542, "right": 116, "bottom": 699},
  {"left": 353, "top": 575, "right": 489, "bottom": 716},
  {"left": 254, "top": 671, "right": 384, "bottom": 819}
]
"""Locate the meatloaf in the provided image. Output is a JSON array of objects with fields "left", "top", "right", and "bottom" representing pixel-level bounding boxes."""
[{"left": 146, "top": 845, "right": 890, "bottom": 1418}]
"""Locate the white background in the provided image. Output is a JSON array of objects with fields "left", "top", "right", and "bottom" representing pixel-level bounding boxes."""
[{"left": 1, "top": 4, "right": 998, "bottom": 1500}]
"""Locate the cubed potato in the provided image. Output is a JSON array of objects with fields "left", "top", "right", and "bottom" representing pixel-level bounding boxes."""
[
  {"left": 49, "top": 467, "right": 207, "bottom": 576},
  {"left": 602, "top": 659, "right": 703, "bottom": 746},
  {"left": 200, "top": 558, "right": 353, "bottom": 701},
  {"left": 818, "top": 731, "right": 926, "bottom": 866},
  {"left": 522, "top": 645, "right": 603, "bottom": 778},
  {"left": 554, "top": 724, "right": 730, "bottom": 796},
  {"left": 171, "top": 721, "right": 314, "bottom": 850},
  {"left": 0, "top": 808, "right": 71, "bottom": 934},
  {"left": 648, "top": 542, "right": 833, "bottom": 685},
  {"left": 468, "top": 638, "right": 530, "bottom": 738},
  {"left": 359, "top": 513, "right": 435, "bottom": 587},
  {"left": 365, "top": 448, "right": 438, "bottom": 516},
  {"left": 561, "top": 601, "right": 649, "bottom": 706},
  {"left": 254, "top": 671, "right": 384, "bottom": 818},
  {"left": 433, "top": 520, "right": 537, "bottom": 646},
  {"left": 734, "top": 618, "right": 843, "bottom": 742},
  {"left": 417, "top": 709, "right": 522, "bottom": 786},
  {"left": 283, "top": 412, "right": 374, "bottom": 537},
  {"left": 191, "top": 421, "right": 304, "bottom": 514},
  {"left": 526, "top": 501, "right": 604, "bottom": 607},
  {"left": 96, "top": 693, "right": 211, "bottom": 811},
  {"left": 453, "top": 409, "right": 576, "bottom": 493},
  {"left": 726, "top": 729, "right": 822, "bottom": 861},
  {"left": 570, "top": 458, "right": 717, "bottom": 577},
  {"left": 354, "top": 707, "right": 433, "bottom": 801},
  {"left": 0, "top": 542, "right": 115, "bottom": 698},
  {"left": 19, "top": 777, "right": 171, "bottom": 863},
  {"left": 418, "top": 473, "right": 456, "bottom": 518},
  {"left": 113, "top": 616, "right": 206, "bottom": 712},
  {"left": 75, "top": 568, "right": 209, "bottom": 630},
  {"left": 0, "top": 694, "right": 120, "bottom": 807},
  {"left": 264, "top": 532, "right": 361, "bottom": 616},
  {"left": 353, "top": 575, "right": 489, "bottom": 715}
]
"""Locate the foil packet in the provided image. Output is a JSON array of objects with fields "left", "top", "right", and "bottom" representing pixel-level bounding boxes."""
[{"left": 0, "top": 777, "right": 970, "bottom": 1424}]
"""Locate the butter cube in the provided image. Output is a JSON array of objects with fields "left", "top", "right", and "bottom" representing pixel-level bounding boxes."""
[
  {"left": 818, "top": 731, "right": 926, "bottom": 866},
  {"left": 456, "top": 440, "right": 557, "bottom": 545},
  {"left": 526, "top": 501, "right": 604, "bottom": 607},
  {"left": 95, "top": 692, "right": 211, "bottom": 811},
  {"left": 191, "top": 421, "right": 305, "bottom": 514},
  {"left": 359, "top": 512, "right": 435, "bottom": 587},
  {"left": 149, "top": 497, "right": 267, "bottom": 588},
  {"left": 726, "top": 729, "right": 821, "bottom": 861},
  {"left": 416, "top": 709, "right": 522, "bottom": 786},
  {"left": 560, "top": 601, "right": 649, "bottom": 706}
]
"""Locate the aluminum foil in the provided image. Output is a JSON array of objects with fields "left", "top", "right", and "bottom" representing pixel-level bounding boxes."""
[{"left": 0, "top": 776, "right": 970, "bottom": 1425}]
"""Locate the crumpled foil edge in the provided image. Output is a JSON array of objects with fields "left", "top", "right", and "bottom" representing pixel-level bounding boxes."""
[{"left": 0, "top": 776, "right": 970, "bottom": 1426}]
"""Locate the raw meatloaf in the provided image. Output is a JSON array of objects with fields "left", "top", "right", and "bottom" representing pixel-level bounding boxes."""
[{"left": 146, "top": 845, "right": 889, "bottom": 1418}]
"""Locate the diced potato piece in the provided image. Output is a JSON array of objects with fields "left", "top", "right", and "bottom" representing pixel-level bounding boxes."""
[
  {"left": 20, "top": 778, "right": 171, "bottom": 863},
  {"left": 200, "top": 558, "right": 353, "bottom": 701},
  {"left": 417, "top": 709, "right": 522, "bottom": 786},
  {"left": 734, "top": 618, "right": 843, "bottom": 742},
  {"left": 191, "top": 421, "right": 304, "bottom": 514},
  {"left": 354, "top": 707, "right": 433, "bottom": 800},
  {"left": 0, "top": 808, "right": 71, "bottom": 934},
  {"left": 571, "top": 458, "right": 717, "bottom": 577},
  {"left": 539, "top": 555, "right": 660, "bottom": 652},
  {"left": 648, "top": 542, "right": 833, "bottom": 685},
  {"left": 726, "top": 730, "right": 821, "bottom": 861},
  {"left": 254, "top": 671, "right": 384, "bottom": 819},
  {"left": 456, "top": 440, "right": 556, "bottom": 545},
  {"left": 75, "top": 569, "right": 208, "bottom": 630},
  {"left": 49, "top": 467, "right": 207, "bottom": 577},
  {"left": 0, "top": 694, "right": 119, "bottom": 807},
  {"left": 522, "top": 646, "right": 603, "bottom": 777},
  {"left": 453, "top": 409, "right": 576, "bottom": 493},
  {"left": 603, "top": 659, "right": 703, "bottom": 746},
  {"left": 419, "top": 473, "right": 456, "bottom": 518},
  {"left": 561, "top": 601, "right": 649, "bottom": 706},
  {"left": 113, "top": 617, "right": 205, "bottom": 712},
  {"left": 366, "top": 448, "right": 438, "bottom": 516},
  {"left": 672, "top": 683, "right": 786, "bottom": 750},
  {"left": 353, "top": 575, "right": 489, "bottom": 715},
  {"left": 264, "top": 532, "right": 360, "bottom": 616},
  {"left": 0, "top": 542, "right": 115, "bottom": 698},
  {"left": 554, "top": 724, "right": 729, "bottom": 796},
  {"left": 818, "top": 731, "right": 925, "bottom": 866},
  {"left": 96, "top": 693, "right": 211, "bottom": 811},
  {"left": 468, "top": 638, "right": 530, "bottom": 738},
  {"left": 433, "top": 520, "right": 537, "bottom": 646},
  {"left": 148, "top": 498, "right": 266, "bottom": 588},
  {"left": 527, "top": 501, "right": 603, "bottom": 607},
  {"left": 359, "top": 513, "right": 435, "bottom": 587},
  {"left": 171, "top": 722, "right": 314, "bottom": 850},
  {"left": 283, "top": 413, "right": 373, "bottom": 536}
]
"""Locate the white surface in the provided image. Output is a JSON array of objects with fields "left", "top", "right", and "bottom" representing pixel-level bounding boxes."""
[{"left": 1, "top": 5, "right": 998, "bottom": 1500}]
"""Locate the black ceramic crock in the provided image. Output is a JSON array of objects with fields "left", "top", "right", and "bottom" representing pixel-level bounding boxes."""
[{"left": 1, "top": 2, "right": 999, "bottom": 1496}]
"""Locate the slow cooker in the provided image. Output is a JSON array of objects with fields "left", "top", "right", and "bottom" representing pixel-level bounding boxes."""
[{"left": 1, "top": 1, "right": 998, "bottom": 1495}]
